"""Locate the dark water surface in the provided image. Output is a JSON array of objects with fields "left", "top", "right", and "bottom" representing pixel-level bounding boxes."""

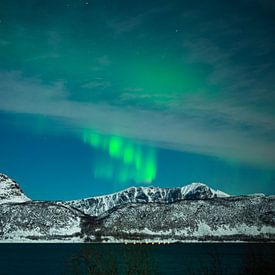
[{"left": 0, "top": 243, "right": 274, "bottom": 275}]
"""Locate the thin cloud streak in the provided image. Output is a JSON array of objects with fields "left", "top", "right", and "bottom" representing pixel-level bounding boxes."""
[{"left": 1, "top": 71, "right": 275, "bottom": 169}]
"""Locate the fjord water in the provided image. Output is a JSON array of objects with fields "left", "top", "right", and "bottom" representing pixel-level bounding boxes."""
[{"left": 0, "top": 243, "right": 274, "bottom": 275}]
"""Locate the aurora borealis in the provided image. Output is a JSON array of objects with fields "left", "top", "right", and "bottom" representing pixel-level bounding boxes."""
[
  {"left": 0, "top": 0, "right": 274, "bottom": 199},
  {"left": 83, "top": 130, "right": 156, "bottom": 184}
]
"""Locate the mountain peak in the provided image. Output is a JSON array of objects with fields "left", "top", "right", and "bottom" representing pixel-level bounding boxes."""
[
  {"left": 181, "top": 182, "right": 229, "bottom": 198},
  {"left": 0, "top": 173, "right": 31, "bottom": 204}
]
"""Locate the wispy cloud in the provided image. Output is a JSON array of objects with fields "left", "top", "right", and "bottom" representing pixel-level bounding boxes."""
[
  {"left": 180, "top": 11, "right": 275, "bottom": 129},
  {"left": 1, "top": 70, "right": 275, "bottom": 169},
  {"left": 81, "top": 79, "right": 112, "bottom": 89}
]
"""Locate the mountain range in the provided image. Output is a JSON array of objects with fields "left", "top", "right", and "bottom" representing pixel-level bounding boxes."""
[{"left": 0, "top": 173, "right": 274, "bottom": 242}]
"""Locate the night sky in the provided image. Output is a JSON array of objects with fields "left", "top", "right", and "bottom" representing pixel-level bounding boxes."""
[{"left": 0, "top": 0, "right": 275, "bottom": 200}]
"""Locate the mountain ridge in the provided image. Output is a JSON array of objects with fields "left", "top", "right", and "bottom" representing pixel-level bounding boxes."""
[
  {"left": 63, "top": 182, "right": 229, "bottom": 216},
  {"left": 0, "top": 173, "right": 274, "bottom": 243}
]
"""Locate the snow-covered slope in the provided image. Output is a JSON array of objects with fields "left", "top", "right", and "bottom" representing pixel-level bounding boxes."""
[
  {"left": 64, "top": 183, "right": 229, "bottom": 216},
  {"left": 0, "top": 173, "right": 30, "bottom": 204},
  {"left": 0, "top": 201, "right": 85, "bottom": 242},
  {"left": 92, "top": 195, "right": 275, "bottom": 242}
]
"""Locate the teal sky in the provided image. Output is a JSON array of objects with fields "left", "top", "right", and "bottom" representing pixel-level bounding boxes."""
[{"left": 0, "top": 0, "right": 275, "bottom": 199}]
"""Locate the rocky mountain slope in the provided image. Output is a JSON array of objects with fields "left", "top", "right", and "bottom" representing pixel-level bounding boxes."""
[
  {"left": 0, "top": 173, "right": 274, "bottom": 242},
  {"left": 0, "top": 201, "right": 84, "bottom": 242},
  {"left": 64, "top": 183, "right": 229, "bottom": 216},
  {"left": 0, "top": 174, "right": 30, "bottom": 204},
  {"left": 93, "top": 195, "right": 275, "bottom": 242}
]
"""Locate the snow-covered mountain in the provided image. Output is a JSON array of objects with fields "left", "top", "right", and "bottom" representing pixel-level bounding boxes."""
[
  {"left": 64, "top": 183, "right": 229, "bottom": 216},
  {"left": 93, "top": 195, "right": 275, "bottom": 243},
  {"left": 0, "top": 174, "right": 30, "bottom": 204},
  {"left": 0, "top": 173, "right": 274, "bottom": 243}
]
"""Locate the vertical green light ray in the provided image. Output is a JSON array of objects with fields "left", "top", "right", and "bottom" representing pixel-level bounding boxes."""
[{"left": 83, "top": 130, "right": 157, "bottom": 184}]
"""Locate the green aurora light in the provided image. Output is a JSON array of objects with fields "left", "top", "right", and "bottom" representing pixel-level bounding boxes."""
[{"left": 83, "top": 130, "right": 157, "bottom": 184}]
